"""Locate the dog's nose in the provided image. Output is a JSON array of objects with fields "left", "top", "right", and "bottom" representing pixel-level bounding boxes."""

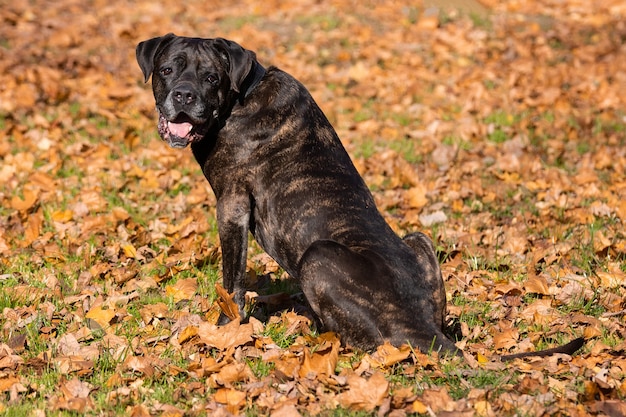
[{"left": 172, "top": 87, "right": 197, "bottom": 106}]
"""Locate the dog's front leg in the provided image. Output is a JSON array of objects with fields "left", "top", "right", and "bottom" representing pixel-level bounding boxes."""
[{"left": 216, "top": 194, "right": 251, "bottom": 324}]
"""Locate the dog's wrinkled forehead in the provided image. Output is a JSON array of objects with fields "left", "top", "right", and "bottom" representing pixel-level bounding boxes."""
[{"left": 156, "top": 38, "right": 227, "bottom": 70}]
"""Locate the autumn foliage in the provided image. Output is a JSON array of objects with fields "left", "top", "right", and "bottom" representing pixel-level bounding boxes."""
[{"left": 1, "top": 0, "right": 625, "bottom": 415}]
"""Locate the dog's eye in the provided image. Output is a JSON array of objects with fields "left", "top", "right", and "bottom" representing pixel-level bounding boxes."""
[
  {"left": 207, "top": 74, "right": 219, "bottom": 84},
  {"left": 160, "top": 67, "right": 173, "bottom": 76}
]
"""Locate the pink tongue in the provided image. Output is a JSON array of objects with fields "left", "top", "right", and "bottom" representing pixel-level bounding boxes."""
[{"left": 168, "top": 121, "right": 192, "bottom": 138}]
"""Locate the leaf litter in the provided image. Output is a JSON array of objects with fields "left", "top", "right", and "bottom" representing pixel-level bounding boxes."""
[{"left": 0, "top": 0, "right": 625, "bottom": 415}]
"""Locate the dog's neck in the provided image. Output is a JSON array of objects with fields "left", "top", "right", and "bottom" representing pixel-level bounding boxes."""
[{"left": 241, "top": 61, "right": 266, "bottom": 101}]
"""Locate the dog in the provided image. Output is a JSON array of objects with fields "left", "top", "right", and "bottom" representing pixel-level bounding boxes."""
[{"left": 136, "top": 34, "right": 584, "bottom": 359}]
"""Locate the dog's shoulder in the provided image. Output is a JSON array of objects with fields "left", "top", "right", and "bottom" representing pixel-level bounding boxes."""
[{"left": 257, "top": 66, "right": 311, "bottom": 100}]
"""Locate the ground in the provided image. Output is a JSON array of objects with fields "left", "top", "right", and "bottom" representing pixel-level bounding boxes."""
[{"left": 0, "top": 0, "right": 625, "bottom": 415}]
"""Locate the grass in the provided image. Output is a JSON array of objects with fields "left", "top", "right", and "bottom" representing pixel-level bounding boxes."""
[{"left": 262, "top": 320, "right": 300, "bottom": 349}]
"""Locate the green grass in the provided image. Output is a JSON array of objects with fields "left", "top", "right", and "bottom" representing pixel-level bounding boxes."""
[
  {"left": 296, "top": 13, "right": 342, "bottom": 31},
  {"left": 353, "top": 138, "right": 377, "bottom": 160},
  {"left": 246, "top": 357, "right": 275, "bottom": 378},
  {"left": 262, "top": 320, "right": 299, "bottom": 349},
  {"left": 389, "top": 138, "right": 422, "bottom": 164}
]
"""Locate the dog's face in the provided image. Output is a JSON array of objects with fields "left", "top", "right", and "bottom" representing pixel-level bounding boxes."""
[{"left": 136, "top": 34, "right": 256, "bottom": 148}]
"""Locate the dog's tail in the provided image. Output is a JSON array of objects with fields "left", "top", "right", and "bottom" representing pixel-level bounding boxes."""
[{"left": 498, "top": 337, "right": 585, "bottom": 361}]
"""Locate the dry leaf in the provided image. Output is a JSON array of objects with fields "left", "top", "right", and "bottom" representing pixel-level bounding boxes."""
[
  {"left": 10, "top": 188, "right": 39, "bottom": 211},
  {"left": 524, "top": 274, "right": 550, "bottom": 296},
  {"left": 299, "top": 333, "right": 340, "bottom": 378},
  {"left": 0, "top": 376, "right": 21, "bottom": 393},
  {"left": 493, "top": 328, "right": 519, "bottom": 351},
  {"left": 420, "top": 387, "right": 454, "bottom": 413},
  {"left": 336, "top": 372, "right": 389, "bottom": 411},
  {"left": 85, "top": 305, "right": 116, "bottom": 329},
  {"left": 209, "top": 362, "right": 254, "bottom": 388},
  {"left": 366, "top": 342, "right": 411, "bottom": 368},
  {"left": 270, "top": 404, "right": 303, "bottom": 417},
  {"left": 165, "top": 278, "right": 197, "bottom": 303},
  {"left": 596, "top": 270, "right": 626, "bottom": 289},
  {"left": 405, "top": 185, "right": 428, "bottom": 209},
  {"left": 123, "top": 355, "right": 156, "bottom": 377},
  {"left": 197, "top": 319, "right": 253, "bottom": 351},
  {"left": 215, "top": 282, "right": 240, "bottom": 321},
  {"left": 214, "top": 388, "right": 247, "bottom": 414},
  {"left": 51, "top": 209, "right": 74, "bottom": 223},
  {"left": 60, "top": 378, "right": 93, "bottom": 399},
  {"left": 121, "top": 242, "right": 138, "bottom": 259}
]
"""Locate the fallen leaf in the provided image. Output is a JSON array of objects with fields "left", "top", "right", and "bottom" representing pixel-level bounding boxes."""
[
  {"left": 51, "top": 209, "right": 73, "bottom": 223},
  {"left": 165, "top": 278, "right": 197, "bottom": 303},
  {"left": 420, "top": 387, "right": 455, "bottom": 413},
  {"left": 197, "top": 319, "right": 253, "bottom": 351},
  {"left": 0, "top": 376, "right": 21, "bottom": 392},
  {"left": 60, "top": 377, "right": 93, "bottom": 398},
  {"left": 215, "top": 282, "right": 240, "bottom": 321},
  {"left": 493, "top": 328, "right": 519, "bottom": 351},
  {"left": 299, "top": 333, "right": 340, "bottom": 378},
  {"left": 208, "top": 362, "right": 254, "bottom": 388},
  {"left": 214, "top": 388, "right": 247, "bottom": 414},
  {"left": 85, "top": 305, "right": 116, "bottom": 329},
  {"left": 366, "top": 341, "right": 411, "bottom": 368},
  {"left": 524, "top": 274, "right": 550, "bottom": 296},
  {"left": 337, "top": 371, "right": 389, "bottom": 411},
  {"left": 123, "top": 355, "right": 156, "bottom": 377}
]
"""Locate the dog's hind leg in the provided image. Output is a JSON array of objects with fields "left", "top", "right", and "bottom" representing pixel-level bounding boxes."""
[
  {"left": 297, "top": 239, "right": 458, "bottom": 355},
  {"left": 402, "top": 232, "right": 447, "bottom": 330},
  {"left": 297, "top": 240, "right": 389, "bottom": 350}
]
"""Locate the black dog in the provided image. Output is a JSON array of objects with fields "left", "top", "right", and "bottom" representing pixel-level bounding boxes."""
[{"left": 136, "top": 34, "right": 584, "bottom": 359}]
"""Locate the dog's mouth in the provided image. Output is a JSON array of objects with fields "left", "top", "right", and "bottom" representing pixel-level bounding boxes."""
[{"left": 157, "top": 111, "right": 211, "bottom": 149}]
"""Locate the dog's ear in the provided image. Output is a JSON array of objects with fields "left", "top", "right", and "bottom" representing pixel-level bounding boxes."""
[
  {"left": 136, "top": 33, "right": 176, "bottom": 83},
  {"left": 211, "top": 38, "right": 256, "bottom": 93}
]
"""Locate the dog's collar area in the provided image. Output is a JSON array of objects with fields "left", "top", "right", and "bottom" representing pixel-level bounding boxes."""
[{"left": 241, "top": 62, "right": 266, "bottom": 100}]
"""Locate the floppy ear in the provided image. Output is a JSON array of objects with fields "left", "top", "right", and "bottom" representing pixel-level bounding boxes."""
[
  {"left": 136, "top": 33, "right": 176, "bottom": 83},
  {"left": 212, "top": 38, "right": 256, "bottom": 93}
]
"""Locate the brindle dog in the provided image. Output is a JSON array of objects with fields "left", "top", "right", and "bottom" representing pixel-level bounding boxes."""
[{"left": 136, "top": 34, "right": 584, "bottom": 359}]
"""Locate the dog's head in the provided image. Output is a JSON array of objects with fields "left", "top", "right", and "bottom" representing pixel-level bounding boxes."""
[{"left": 136, "top": 34, "right": 257, "bottom": 148}]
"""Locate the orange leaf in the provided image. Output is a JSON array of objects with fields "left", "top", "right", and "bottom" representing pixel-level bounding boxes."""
[
  {"left": 165, "top": 278, "right": 197, "bottom": 303},
  {"left": 411, "top": 400, "right": 429, "bottom": 414},
  {"left": 337, "top": 372, "right": 389, "bottom": 412},
  {"left": 420, "top": 387, "right": 454, "bottom": 413},
  {"left": 272, "top": 355, "right": 302, "bottom": 380},
  {"left": 51, "top": 209, "right": 73, "bottom": 223},
  {"left": 123, "top": 355, "right": 156, "bottom": 377},
  {"left": 23, "top": 209, "right": 44, "bottom": 247},
  {"left": 11, "top": 188, "right": 38, "bottom": 211},
  {"left": 215, "top": 282, "right": 240, "bottom": 321},
  {"left": 178, "top": 325, "right": 199, "bottom": 344},
  {"left": 138, "top": 302, "right": 169, "bottom": 325},
  {"left": 0, "top": 376, "right": 21, "bottom": 393},
  {"left": 197, "top": 319, "right": 253, "bottom": 351},
  {"left": 214, "top": 388, "right": 247, "bottom": 414},
  {"left": 121, "top": 242, "right": 138, "bottom": 259},
  {"left": 367, "top": 341, "right": 411, "bottom": 368},
  {"left": 209, "top": 362, "right": 253, "bottom": 388},
  {"left": 596, "top": 270, "right": 626, "bottom": 289},
  {"left": 299, "top": 333, "right": 340, "bottom": 378},
  {"left": 405, "top": 185, "right": 428, "bottom": 209},
  {"left": 493, "top": 328, "right": 519, "bottom": 350},
  {"left": 524, "top": 274, "right": 551, "bottom": 296},
  {"left": 85, "top": 305, "right": 116, "bottom": 329}
]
